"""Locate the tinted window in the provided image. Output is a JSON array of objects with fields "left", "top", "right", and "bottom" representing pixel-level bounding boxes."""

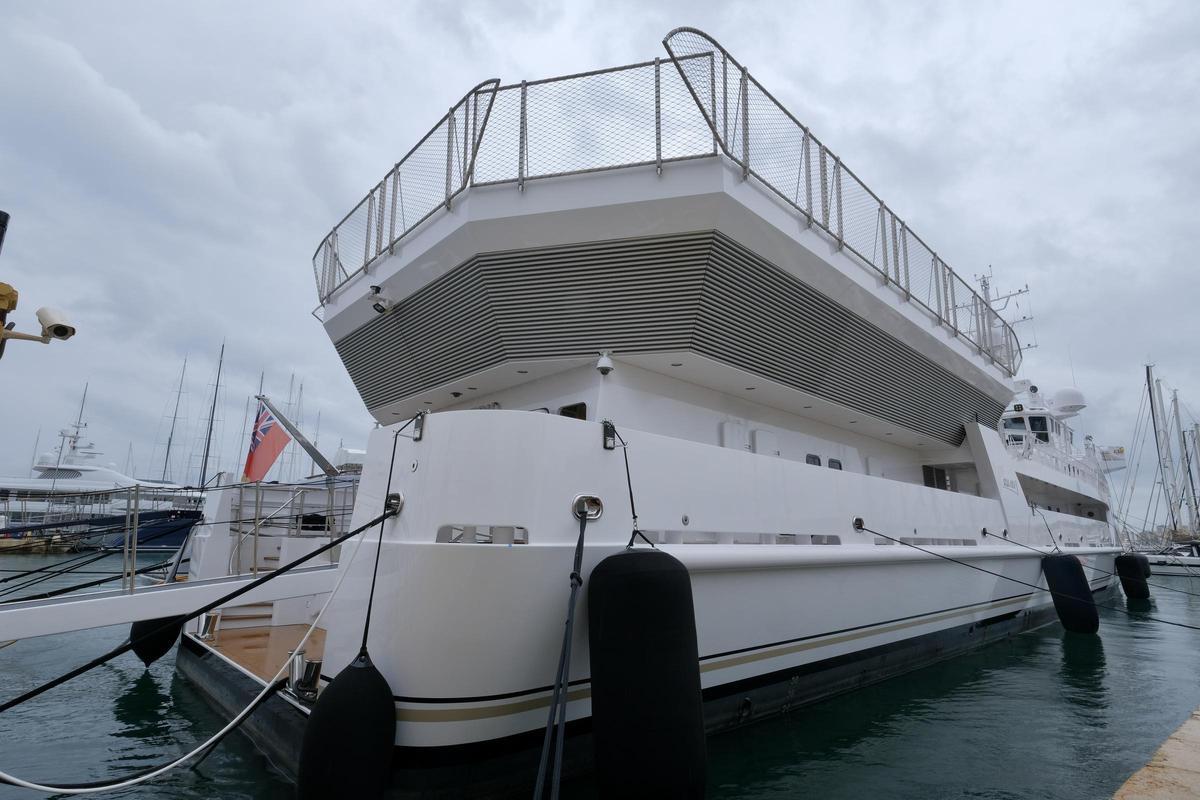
[
  {"left": 558, "top": 402, "right": 587, "bottom": 420},
  {"left": 1029, "top": 416, "right": 1050, "bottom": 442},
  {"left": 805, "top": 454, "right": 821, "bottom": 466},
  {"left": 1003, "top": 417, "right": 1026, "bottom": 431},
  {"left": 828, "top": 459, "right": 843, "bottom": 470}
]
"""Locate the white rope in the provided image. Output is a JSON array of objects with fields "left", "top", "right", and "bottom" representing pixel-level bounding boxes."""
[{"left": 0, "top": 510, "right": 382, "bottom": 794}]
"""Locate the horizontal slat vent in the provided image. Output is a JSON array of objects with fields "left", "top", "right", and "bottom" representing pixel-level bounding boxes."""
[{"left": 334, "top": 230, "right": 1004, "bottom": 444}]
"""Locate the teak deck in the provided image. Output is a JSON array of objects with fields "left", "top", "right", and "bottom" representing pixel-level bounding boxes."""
[{"left": 208, "top": 624, "right": 326, "bottom": 683}]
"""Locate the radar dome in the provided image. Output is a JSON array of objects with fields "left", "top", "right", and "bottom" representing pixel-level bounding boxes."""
[{"left": 1053, "top": 387, "right": 1087, "bottom": 417}]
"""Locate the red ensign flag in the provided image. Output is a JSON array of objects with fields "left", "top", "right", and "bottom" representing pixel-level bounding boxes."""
[{"left": 242, "top": 401, "right": 291, "bottom": 482}]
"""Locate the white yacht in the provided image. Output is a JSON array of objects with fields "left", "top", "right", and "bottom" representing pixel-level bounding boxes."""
[
  {"left": 0, "top": 419, "right": 202, "bottom": 551},
  {"left": 170, "top": 27, "right": 1123, "bottom": 793}
]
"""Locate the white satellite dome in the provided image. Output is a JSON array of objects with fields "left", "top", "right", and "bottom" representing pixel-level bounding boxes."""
[{"left": 1053, "top": 387, "right": 1087, "bottom": 418}]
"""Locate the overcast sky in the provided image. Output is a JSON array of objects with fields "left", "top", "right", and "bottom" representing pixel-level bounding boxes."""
[{"left": 1, "top": 1, "right": 1197, "bottom": 523}]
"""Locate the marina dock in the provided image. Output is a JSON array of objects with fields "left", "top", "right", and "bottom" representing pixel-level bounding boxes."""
[{"left": 1115, "top": 707, "right": 1200, "bottom": 800}]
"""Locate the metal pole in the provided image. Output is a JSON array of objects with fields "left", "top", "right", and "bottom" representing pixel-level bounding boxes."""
[
  {"left": 1173, "top": 390, "right": 1198, "bottom": 533},
  {"left": 363, "top": 193, "right": 373, "bottom": 268},
  {"left": 130, "top": 485, "right": 139, "bottom": 593},
  {"left": 444, "top": 108, "right": 455, "bottom": 209},
  {"left": 654, "top": 58, "right": 662, "bottom": 174},
  {"left": 518, "top": 81, "right": 527, "bottom": 190},
  {"left": 252, "top": 483, "right": 263, "bottom": 576},
  {"left": 833, "top": 157, "right": 844, "bottom": 249},
  {"left": 121, "top": 491, "right": 132, "bottom": 591},
  {"left": 739, "top": 66, "right": 749, "bottom": 178},
  {"left": 235, "top": 485, "right": 244, "bottom": 574},
  {"left": 708, "top": 53, "right": 717, "bottom": 154}
]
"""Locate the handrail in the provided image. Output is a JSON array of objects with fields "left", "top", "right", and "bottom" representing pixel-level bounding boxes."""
[
  {"left": 662, "top": 27, "right": 1021, "bottom": 374},
  {"left": 310, "top": 78, "right": 500, "bottom": 303},
  {"left": 310, "top": 30, "right": 1022, "bottom": 376}
]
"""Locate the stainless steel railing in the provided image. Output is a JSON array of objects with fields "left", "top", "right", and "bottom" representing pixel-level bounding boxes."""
[{"left": 310, "top": 30, "right": 1021, "bottom": 375}]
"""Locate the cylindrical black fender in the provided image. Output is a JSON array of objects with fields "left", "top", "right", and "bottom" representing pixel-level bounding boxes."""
[
  {"left": 297, "top": 650, "right": 395, "bottom": 799},
  {"left": 1114, "top": 554, "right": 1151, "bottom": 600},
  {"left": 129, "top": 616, "right": 185, "bottom": 667},
  {"left": 588, "top": 549, "right": 706, "bottom": 799},
  {"left": 1042, "top": 554, "right": 1099, "bottom": 634}
]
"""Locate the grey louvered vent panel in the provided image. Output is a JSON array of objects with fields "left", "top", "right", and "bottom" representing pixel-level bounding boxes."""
[
  {"left": 333, "top": 230, "right": 1004, "bottom": 443},
  {"left": 335, "top": 232, "right": 712, "bottom": 408},
  {"left": 696, "top": 233, "right": 1003, "bottom": 444}
]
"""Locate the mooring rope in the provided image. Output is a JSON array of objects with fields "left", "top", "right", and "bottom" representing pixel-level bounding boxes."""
[
  {"left": 533, "top": 511, "right": 589, "bottom": 800},
  {"left": 981, "top": 530, "right": 1200, "bottom": 599},
  {"left": 0, "top": 506, "right": 398, "bottom": 714},
  {"left": 604, "top": 422, "right": 654, "bottom": 549},
  {"left": 857, "top": 520, "right": 1200, "bottom": 632},
  {"left": 360, "top": 428, "right": 403, "bottom": 652},
  {"left": 0, "top": 497, "right": 386, "bottom": 794}
]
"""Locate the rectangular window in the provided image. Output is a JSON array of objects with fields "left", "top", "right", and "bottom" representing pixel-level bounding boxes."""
[
  {"left": 805, "top": 454, "right": 821, "bottom": 466},
  {"left": 923, "top": 465, "right": 951, "bottom": 491},
  {"left": 1029, "top": 416, "right": 1050, "bottom": 443},
  {"left": 828, "top": 458, "right": 843, "bottom": 470},
  {"left": 558, "top": 402, "right": 587, "bottom": 420}
]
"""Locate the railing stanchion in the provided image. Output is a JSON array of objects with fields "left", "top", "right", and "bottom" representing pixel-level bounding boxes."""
[
  {"left": 121, "top": 490, "right": 132, "bottom": 591},
  {"left": 900, "top": 222, "right": 911, "bottom": 299},
  {"left": 445, "top": 106, "right": 455, "bottom": 210},
  {"left": 130, "top": 485, "right": 139, "bottom": 593},
  {"left": 834, "top": 156, "right": 844, "bottom": 250},
  {"left": 362, "top": 193, "right": 373, "bottom": 270},
  {"left": 389, "top": 168, "right": 398, "bottom": 250},
  {"left": 878, "top": 206, "right": 890, "bottom": 283},
  {"left": 819, "top": 146, "right": 829, "bottom": 229},
  {"left": 708, "top": 52, "right": 717, "bottom": 154},
  {"left": 722, "top": 54, "right": 728, "bottom": 145},
  {"left": 375, "top": 181, "right": 386, "bottom": 256},
  {"left": 654, "top": 57, "right": 662, "bottom": 174},
  {"left": 252, "top": 483, "right": 263, "bottom": 576},
  {"left": 739, "top": 66, "right": 749, "bottom": 179},
  {"left": 932, "top": 254, "right": 944, "bottom": 322},
  {"left": 518, "top": 80, "right": 528, "bottom": 191}
]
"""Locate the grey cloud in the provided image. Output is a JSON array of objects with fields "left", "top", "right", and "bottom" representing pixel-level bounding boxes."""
[{"left": 1, "top": 0, "right": 1197, "bottom": 525}]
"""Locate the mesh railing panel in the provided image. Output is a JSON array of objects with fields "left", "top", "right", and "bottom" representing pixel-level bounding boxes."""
[
  {"left": 473, "top": 85, "right": 522, "bottom": 184},
  {"left": 663, "top": 27, "right": 1021, "bottom": 374},
  {"left": 312, "top": 31, "right": 1021, "bottom": 375},
  {"left": 312, "top": 80, "right": 498, "bottom": 301}
]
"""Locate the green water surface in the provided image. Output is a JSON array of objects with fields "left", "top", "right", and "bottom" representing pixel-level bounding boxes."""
[{"left": 1, "top": 552, "right": 1198, "bottom": 799}]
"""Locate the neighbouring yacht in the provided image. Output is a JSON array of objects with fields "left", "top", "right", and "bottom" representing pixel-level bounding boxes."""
[{"left": 0, "top": 413, "right": 202, "bottom": 552}]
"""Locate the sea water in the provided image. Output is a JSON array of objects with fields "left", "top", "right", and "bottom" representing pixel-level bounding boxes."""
[{"left": 2, "top": 552, "right": 1199, "bottom": 799}]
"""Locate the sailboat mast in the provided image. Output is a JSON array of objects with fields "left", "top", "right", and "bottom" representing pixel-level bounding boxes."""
[
  {"left": 162, "top": 356, "right": 188, "bottom": 482},
  {"left": 1172, "top": 390, "right": 1198, "bottom": 534},
  {"left": 1147, "top": 365, "right": 1180, "bottom": 535},
  {"left": 198, "top": 343, "right": 224, "bottom": 488}
]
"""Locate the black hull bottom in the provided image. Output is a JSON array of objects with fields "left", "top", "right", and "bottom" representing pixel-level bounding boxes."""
[{"left": 177, "top": 583, "right": 1114, "bottom": 797}]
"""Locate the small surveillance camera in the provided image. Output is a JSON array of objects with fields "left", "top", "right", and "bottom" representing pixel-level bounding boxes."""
[
  {"left": 35, "top": 307, "right": 75, "bottom": 340},
  {"left": 372, "top": 301, "right": 389, "bottom": 314},
  {"left": 596, "top": 351, "right": 614, "bottom": 376},
  {"left": 370, "top": 285, "right": 382, "bottom": 295}
]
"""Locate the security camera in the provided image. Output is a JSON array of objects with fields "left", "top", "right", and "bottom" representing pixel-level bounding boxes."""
[
  {"left": 369, "top": 285, "right": 395, "bottom": 314},
  {"left": 36, "top": 307, "right": 75, "bottom": 340},
  {"left": 596, "top": 351, "right": 614, "bottom": 376}
]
